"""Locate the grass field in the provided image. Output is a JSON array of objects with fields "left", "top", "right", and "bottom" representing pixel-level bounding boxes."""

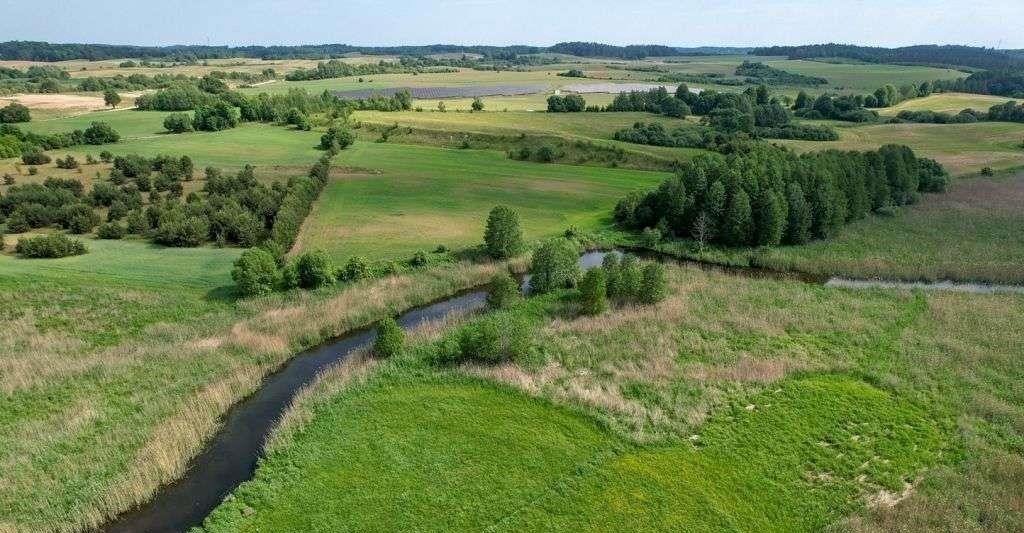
[
  {"left": 763, "top": 59, "right": 965, "bottom": 93},
  {"left": 295, "top": 142, "right": 668, "bottom": 262},
  {"left": 878, "top": 92, "right": 1015, "bottom": 116},
  {"left": 198, "top": 263, "right": 1024, "bottom": 532},
  {"left": 780, "top": 121, "right": 1024, "bottom": 175}
]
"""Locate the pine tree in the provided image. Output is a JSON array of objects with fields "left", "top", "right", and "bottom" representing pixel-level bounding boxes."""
[{"left": 784, "top": 182, "right": 811, "bottom": 244}]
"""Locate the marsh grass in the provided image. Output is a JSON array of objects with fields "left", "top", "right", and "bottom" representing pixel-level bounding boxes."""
[{"left": 0, "top": 259, "right": 512, "bottom": 533}]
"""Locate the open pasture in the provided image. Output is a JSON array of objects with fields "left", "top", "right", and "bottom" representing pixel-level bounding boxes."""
[
  {"left": 878, "top": 92, "right": 1017, "bottom": 116},
  {"left": 295, "top": 142, "right": 668, "bottom": 261}
]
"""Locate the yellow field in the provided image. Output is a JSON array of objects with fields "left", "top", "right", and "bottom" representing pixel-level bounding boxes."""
[{"left": 878, "top": 92, "right": 1016, "bottom": 116}]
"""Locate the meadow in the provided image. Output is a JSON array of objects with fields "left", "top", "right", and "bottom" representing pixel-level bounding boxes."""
[
  {"left": 295, "top": 142, "right": 669, "bottom": 262},
  {"left": 877, "top": 92, "right": 1015, "bottom": 116},
  {"left": 197, "top": 263, "right": 1024, "bottom": 533},
  {"left": 2, "top": 47, "right": 1024, "bottom": 533}
]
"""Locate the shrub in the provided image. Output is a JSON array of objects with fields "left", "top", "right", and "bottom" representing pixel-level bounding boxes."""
[
  {"left": 296, "top": 250, "right": 334, "bottom": 288},
  {"left": 2, "top": 174, "right": 14, "bottom": 185},
  {"left": 21, "top": 147, "right": 51, "bottom": 165},
  {"left": 471, "top": 98, "right": 484, "bottom": 112},
  {"left": 82, "top": 121, "right": 120, "bottom": 144},
  {"left": 15, "top": 233, "right": 87, "bottom": 258},
  {"left": 55, "top": 154, "right": 78, "bottom": 169},
  {"left": 638, "top": 263, "right": 668, "bottom": 304},
  {"left": 96, "top": 221, "right": 126, "bottom": 239},
  {"left": 163, "top": 112, "right": 194, "bottom": 133},
  {"left": 617, "top": 255, "right": 642, "bottom": 300},
  {"left": 528, "top": 238, "right": 579, "bottom": 294},
  {"left": 125, "top": 210, "right": 149, "bottom": 234},
  {"left": 486, "top": 271, "right": 519, "bottom": 309},
  {"left": 641, "top": 226, "right": 662, "bottom": 247},
  {"left": 436, "top": 314, "right": 532, "bottom": 365},
  {"left": 0, "top": 102, "right": 31, "bottom": 123},
  {"left": 319, "top": 126, "right": 355, "bottom": 150},
  {"left": 373, "top": 317, "right": 404, "bottom": 358},
  {"left": 578, "top": 268, "right": 608, "bottom": 315},
  {"left": 483, "top": 205, "right": 523, "bottom": 259},
  {"left": 153, "top": 214, "right": 209, "bottom": 247},
  {"left": 409, "top": 250, "right": 428, "bottom": 267},
  {"left": 231, "top": 247, "right": 279, "bottom": 296},
  {"left": 536, "top": 145, "right": 557, "bottom": 162},
  {"left": 981, "top": 167, "right": 995, "bottom": 176},
  {"left": 339, "top": 255, "right": 370, "bottom": 281}
]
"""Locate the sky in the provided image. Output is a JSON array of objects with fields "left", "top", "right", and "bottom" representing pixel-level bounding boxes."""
[{"left": 2, "top": 0, "right": 1022, "bottom": 49}]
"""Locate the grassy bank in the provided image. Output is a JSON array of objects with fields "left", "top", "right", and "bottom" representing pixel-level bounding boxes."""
[{"left": 0, "top": 254, "right": 515, "bottom": 532}]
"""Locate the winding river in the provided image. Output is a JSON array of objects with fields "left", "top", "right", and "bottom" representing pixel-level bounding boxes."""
[{"left": 99, "top": 250, "right": 1023, "bottom": 532}]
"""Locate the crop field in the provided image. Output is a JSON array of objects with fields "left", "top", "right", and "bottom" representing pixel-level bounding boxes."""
[
  {"left": 295, "top": 142, "right": 669, "bottom": 261},
  {"left": 780, "top": 121, "right": 1024, "bottom": 175},
  {"left": 198, "top": 264, "right": 1024, "bottom": 533},
  {"left": 763, "top": 59, "right": 965, "bottom": 92},
  {"left": 877, "top": 92, "right": 1017, "bottom": 115}
]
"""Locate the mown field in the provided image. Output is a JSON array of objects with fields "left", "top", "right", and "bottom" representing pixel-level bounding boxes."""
[
  {"left": 877, "top": 92, "right": 1015, "bottom": 116},
  {"left": 781, "top": 120, "right": 1024, "bottom": 175},
  {"left": 198, "top": 264, "right": 1024, "bottom": 533},
  {"left": 295, "top": 142, "right": 668, "bottom": 262}
]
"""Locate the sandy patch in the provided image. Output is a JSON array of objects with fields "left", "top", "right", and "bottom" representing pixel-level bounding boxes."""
[{"left": 0, "top": 93, "right": 106, "bottom": 111}]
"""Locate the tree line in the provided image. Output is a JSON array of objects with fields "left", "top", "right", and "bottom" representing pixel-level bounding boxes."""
[
  {"left": 751, "top": 44, "right": 1024, "bottom": 71},
  {"left": 613, "top": 142, "right": 948, "bottom": 248}
]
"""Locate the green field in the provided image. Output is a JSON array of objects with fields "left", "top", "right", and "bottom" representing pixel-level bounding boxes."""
[
  {"left": 764, "top": 59, "right": 965, "bottom": 92},
  {"left": 296, "top": 142, "right": 668, "bottom": 261}
]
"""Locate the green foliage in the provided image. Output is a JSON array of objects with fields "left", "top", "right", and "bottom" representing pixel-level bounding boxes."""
[
  {"left": 483, "top": 205, "right": 524, "bottom": 259},
  {"left": 319, "top": 126, "right": 355, "bottom": 151},
  {"left": 231, "top": 248, "right": 279, "bottom": 296},
  {"left": 103, "top": 89, "right": 122, "bottom": 109},
  {"left": 163, "top": 112, "right": 194, "bottom": 133},
  {"left": 296, "top": 249, "right": 335, "bottom": 288},
  {"left": 486, "top": 271, "right": 519, "bottom": 309},
  {"left": 193, "top": 101, "right": 240, "bottom": 131},
  {"left": 373, "top": 317, "right": 404, "bottom": 358},
  {"left": 436, "top": 313, "right": 533, "bottom": 365},
  {"left": 270, "top": 156, "right": 332, "bottom": 250},
  {"left": 547, "top": 94, "right": 586, "bottom": 112},
  {"left": 339, "top": 255, "right": 370, "bottom": 282},
  {"left": 528, "top": 238, "right": 579, "bottom": 294},
  {"left": 471, "top": 98, "right": 484, "bottom": 112},
  {"left": 96, "top": 221, "right": 126, "bottom": 240},
  {"left": 578, "top": 268, "right": 608, "bottom": 315},
  {"left": 82, "top": 121, "right": 121, "bottom": 144},
  {"left": 14, "top": 233, "right": 87, "bottom": 258},
  {"left": 409, "top": 250, "right": 428, "bottom": 267},
  {"left": 21, "top": 146, "right": 51, "bottom": 165},
  {"left": 153, "top": 212, "right": 209, "bottom": 247},
  {"left": 637, "top": 263, "right": 667, "bottom": 304},
  {"left": 0, "top": 102, "right": 30, "bottom": 123}
]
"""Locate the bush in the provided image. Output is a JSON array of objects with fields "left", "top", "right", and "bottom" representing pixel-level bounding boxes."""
[
  {"left": 528, "top": 238, "right": 579, "bottom": 294},
  {"left": 638, "top": 263, "right": 668, "bottom": 304},
  {"left": 153, "top": 214, "right": 209, "bottom": 247},
  {"left": 55, "top": 154, "right": 78, "bottom": 169},
  {"left": 339, "top": 255, "right": 370, "bottom": 281},
  {"left": 486, "top": 271, "right": 519, "bottom": 309},
  {"left": 193, "top": 102, "right": 240, "bottom": 131},
  {"left": 21, "top": 147, "right": 51, "bottom": 165},
  {"left": 296, "top": 250, "right": 334, "bottom": 288},
  {"left": 373, "top": 317, "right": 404, "bottom": 358},
  {"left": 436, "top": 314, "right": 532, "bottom": 365},
  {"left": 0, "top": 102, "right": 31, "bottom": 123},
  {"left": 319, "top": 126, "right": 355, "bottom": 150},
  {"left": 981, "top": 167, "right": 995, "bottom": 176},
  {"left": 14, "top": 233, "right": 87, "bottom": 258},
  {"left": 96, "top": 221, "right": 126, "bottom": 239},
  {"left": 409, "top": 250, "right": 428, "bottom": 267},
  {"left": 641, "top": 226, "right": 662, "bottom": 247},
  {"left": 163, "top": 112, "right": 194, "bottom": 133},
  {"left": 231, "top": 248, "right": 279, "bottom": 296},
  {"left": 578, "top": 268, "right": 608, "bottom": 315},
  {"left": 471, "top": 98, "right": 484, "bottom": 112},
  {"left": 483, "top": 205, "right": 523, "bottom": 259},
  {"left": 82, "top": 121, "right": 120, "bottom": 144}
]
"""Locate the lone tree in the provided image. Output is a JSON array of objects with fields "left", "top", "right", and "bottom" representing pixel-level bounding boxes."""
[
  {"left": 691, "top": 211, "right": 714, "bottom": 255},
  {"left": 483, "top": 205, "right": 523, "bottom": 259},
  {"left": 578, "top": 268, "right": 608, "bottom": 315},
  {"left": 471, "top": 97, "right": 484, "bottom": 112},
  {"left": 486, "top": 271, "right": 519, "bottom": 309},
  {"left": 103, "top": 89, "right": 121, "bottom": 109},
  {"left": 373, "top": 317, "right": 404, "bottom": 358},
  {"left": 528, "top": 238, "right": 579, "bottom": 294}
]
